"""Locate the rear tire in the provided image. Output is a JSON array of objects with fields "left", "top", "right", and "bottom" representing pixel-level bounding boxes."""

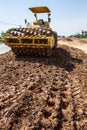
[{"left": 53, "top": 32, "right": 58, "bottom": 49}]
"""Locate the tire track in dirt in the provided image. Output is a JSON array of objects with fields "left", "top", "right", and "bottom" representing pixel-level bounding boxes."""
[
  {"left": 71, "top": 77, "right": 87, "bottom": 130},
  {"left": 8, "top": 71, "right": 65, "bottom": 130},
  {"left": 60, "top": 75, "right": 87, "bottom": 130}
]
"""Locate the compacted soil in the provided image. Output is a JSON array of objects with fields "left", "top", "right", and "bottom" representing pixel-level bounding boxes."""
[{"left": 0, "top": 45, "right": 87, "bottom": 130}]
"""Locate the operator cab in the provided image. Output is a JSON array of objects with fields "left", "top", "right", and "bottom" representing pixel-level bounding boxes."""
[{"left": 26, "top": 6, "right": 51, "bottom": 28}]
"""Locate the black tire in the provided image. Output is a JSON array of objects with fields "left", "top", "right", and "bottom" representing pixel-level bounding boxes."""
[{"left": 53, "top": 31, "right": 58, "bottom": 49}]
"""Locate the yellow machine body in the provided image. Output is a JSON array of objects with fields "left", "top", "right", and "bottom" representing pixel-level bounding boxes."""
[
  {"left": 29, "top": 6, "right": 50, "bottom": 13},
  {"left": 5, "top": 36, "right": 54, "bottom": 48},
  {"left": 4, "top": 6, "right": 57, "bottom": 56}
]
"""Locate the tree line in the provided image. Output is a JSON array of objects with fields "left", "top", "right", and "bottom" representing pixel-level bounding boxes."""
[
  {"left": 69, "top": 30, "right": 87, "bottom": 38},
  {"left": 0, "top": 30, "right": 11, "bottom": 43}
]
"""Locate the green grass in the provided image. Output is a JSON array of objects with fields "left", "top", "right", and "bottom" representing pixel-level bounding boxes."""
[{"left": 0, "top": 39, "right": 3, "bottom": 43}]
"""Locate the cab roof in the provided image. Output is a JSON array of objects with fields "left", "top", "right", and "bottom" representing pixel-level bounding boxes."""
[{"left": 29, "top": 6, "right": 50, "bottom": 13}]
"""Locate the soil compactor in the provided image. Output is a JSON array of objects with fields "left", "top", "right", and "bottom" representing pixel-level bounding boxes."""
[{"left": 4, "top": 6, "right": 57, "bottom": 56}]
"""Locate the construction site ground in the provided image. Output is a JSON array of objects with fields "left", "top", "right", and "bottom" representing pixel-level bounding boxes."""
[
  {"left": 59, "top": 38, "right": 87, "bottom": 54},
  {"left": 0, "top": 38, "right": 87, "bottom": 130}
]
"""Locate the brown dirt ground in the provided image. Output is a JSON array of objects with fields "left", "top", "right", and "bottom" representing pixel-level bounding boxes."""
[{"left": 0, "top": 44, "right": 87, "bottom": 130}]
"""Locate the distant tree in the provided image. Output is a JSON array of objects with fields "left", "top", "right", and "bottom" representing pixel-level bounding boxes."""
[
  {"left": 82, "top": 30, "right": 85, "bottom": 35},
  {"left": 85, "top": 31, "right": 87, "bottom": 35},
  {"left": 0, "top": 30, "right": 9, "bottom": 43},
  {"left": 72, "top": 30, "right": 87, "bottom": 38}
]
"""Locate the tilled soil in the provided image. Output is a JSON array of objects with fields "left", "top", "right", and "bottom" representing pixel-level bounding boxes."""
[{"left": 0, "top": 45, "right": 87, "bottom": 130}]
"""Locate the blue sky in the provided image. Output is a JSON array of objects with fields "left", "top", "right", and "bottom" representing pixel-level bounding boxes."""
[{"left": 0, "top": 0, "right": 87, "bottom": 36}]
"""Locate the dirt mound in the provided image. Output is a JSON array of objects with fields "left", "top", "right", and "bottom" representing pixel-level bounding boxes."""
[
  {"left": 79, "top": 39, "right": 87, "bottom": 44},
  {"left": 62, "top": 38, "right": 73, "bottom": 42},
  {"left": 0, "top": 46, "right": 87, "bottom": 130},
  {"left": 59, "top": 38, "right": 87, "bottom": 54}
]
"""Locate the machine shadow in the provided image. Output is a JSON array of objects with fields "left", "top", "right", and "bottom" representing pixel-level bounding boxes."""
[{"left": 15, "top": 47, "right": 83, "bottom": 72}]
